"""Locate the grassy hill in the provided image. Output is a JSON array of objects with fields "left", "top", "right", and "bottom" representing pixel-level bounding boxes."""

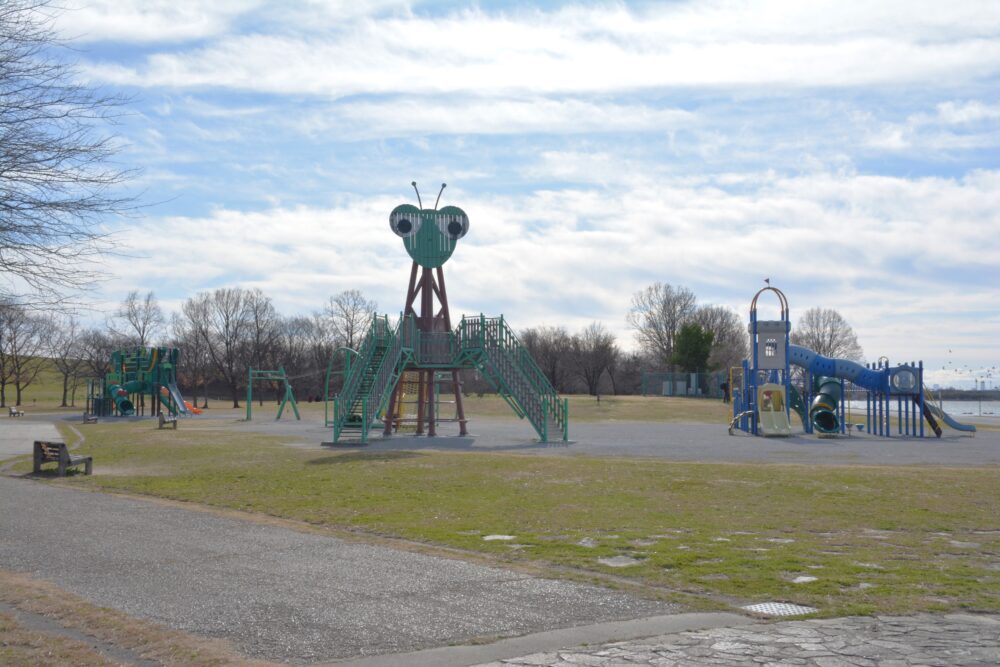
[{"left": 2, "top": 358, "right": 74, "bottom": 410}]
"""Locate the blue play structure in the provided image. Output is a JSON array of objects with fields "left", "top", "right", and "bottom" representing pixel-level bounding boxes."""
[{"left": 730, "top": 286, "right": 975, "bottom": 438}]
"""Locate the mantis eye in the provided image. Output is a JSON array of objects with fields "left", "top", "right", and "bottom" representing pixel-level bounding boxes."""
[
  {"left": 436, "top": 212, "right": 468, "bottom": 240},
  {"left": 390, "top": 211, "right": 420, "bottom": 238}
]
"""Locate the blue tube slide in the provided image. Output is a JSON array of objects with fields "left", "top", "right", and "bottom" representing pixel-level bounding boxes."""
[
  {"left": 788, "top": 345, "right": 887, "bottom": 393},
  {"left": 788, "top": 345, "right": 887, "bottom": 433}
]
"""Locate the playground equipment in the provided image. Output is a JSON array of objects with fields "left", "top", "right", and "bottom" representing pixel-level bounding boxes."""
[
  {"left": 246, "top": 368, "right": 300, "bottom": 421},
  {"left": 324, "top": 183, "right": 569, "bottom": 444},
  {"left": 730, "top": 286, "right": 975, "bottom": 438},
  {"left": 87, "top": 347, "right": 193, "bottom": 418}
]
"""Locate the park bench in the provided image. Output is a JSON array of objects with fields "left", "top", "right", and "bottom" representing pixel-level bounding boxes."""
[
  {"left": 33, "top": 441, "right": 92, "bottom": 476},
  {"left": 8, "top": 406, "right": 24, "bottom": 417},
  {"left": 158, "top": 412, "right": 178, "bottom": 430},
  {"left": 82, "top": 413, "right": 98, "bottom": 424}
]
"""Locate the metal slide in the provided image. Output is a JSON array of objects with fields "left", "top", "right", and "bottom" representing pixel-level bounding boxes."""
[
  {"left": 923, "top": 400, "right": 977, "bottom": 434},
  {"left": 166, "top": 383, "right": 189, "bottom": 415}
]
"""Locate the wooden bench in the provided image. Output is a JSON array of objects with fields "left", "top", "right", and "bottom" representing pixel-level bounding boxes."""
[
  {"left": 33, "top": 441, "right": 92, "bottom": 476},
  {"left": 158, "top": 412, "right": 178, "bottom": 430},
  {"left": 82, "top": 413, "right": 98, "bottom": 424},
  {"left": 9, "top": 406, "right": 24, "bottom": 417}
]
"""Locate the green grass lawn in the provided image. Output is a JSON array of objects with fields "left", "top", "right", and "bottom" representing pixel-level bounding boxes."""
[
  {"left": 1, "top": 359, "right": 80, "bottom": 411},
  {"left": 16, "top": 418, "right": 999, "bottom": 618}
]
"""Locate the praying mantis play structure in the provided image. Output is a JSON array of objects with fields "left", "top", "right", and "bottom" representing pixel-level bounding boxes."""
[
  {"left": 324, "top": 182, "right": 569, "bottom": 443},
  {"left": 86, "top": 347, "right": 202, "bottom": 418},
  {"left": 729, "top": 286, "right": 975, "bottom": 438}
]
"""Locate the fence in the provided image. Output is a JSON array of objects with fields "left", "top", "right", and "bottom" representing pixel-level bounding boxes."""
[{"left": 640, "top": 370, "right": 729, "bottom": 398}]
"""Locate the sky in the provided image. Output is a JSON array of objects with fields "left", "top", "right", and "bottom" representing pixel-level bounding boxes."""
[{"left": 50, "top": 0, "right": 1000, "bottom": 388}]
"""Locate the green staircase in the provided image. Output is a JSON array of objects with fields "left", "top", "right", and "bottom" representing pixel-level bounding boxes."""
[
  {"left": 331, "top": 316, "right": 413, "bottom": 443},
  {"left": 458, "top": 315, "right": 569, "bottom": 442},
  {"left": 329, "top": 314, "right": 568, "bottom": 443}
]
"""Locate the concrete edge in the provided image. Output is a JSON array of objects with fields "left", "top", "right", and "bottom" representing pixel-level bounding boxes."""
[{"left": 319, "top": 611, "right": 754, "bottom": 667}]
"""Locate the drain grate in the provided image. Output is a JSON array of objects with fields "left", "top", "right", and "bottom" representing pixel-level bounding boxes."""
[{"left": 742, "top": 602, "right": 817, "bottom": 617}]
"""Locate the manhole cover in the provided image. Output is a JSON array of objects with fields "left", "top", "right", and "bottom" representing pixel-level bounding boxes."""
[{"left": 742, "top": 602, "right": 817, "bottom": 617}]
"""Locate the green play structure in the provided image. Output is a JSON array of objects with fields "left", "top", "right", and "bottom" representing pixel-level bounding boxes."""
[
  {"left": 325, "top": 182, "right": 568, "bottom": 444},
  {"left": 246, "top": 368, "right": 300, "bottom": 421},
  {"left": 326, "top": 313, "right": 569, "bottom": 443},
  {"left": 86, "top": 347, "right": 194, "bottom": 418}
]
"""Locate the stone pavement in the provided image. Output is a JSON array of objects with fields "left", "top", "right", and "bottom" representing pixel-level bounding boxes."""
[{"left": 477, "top": 613, "right": 1000, "bottom": 666}]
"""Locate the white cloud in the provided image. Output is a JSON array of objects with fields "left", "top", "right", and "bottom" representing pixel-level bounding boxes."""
[
  {"left": 55, "top": 0, "right": 258, "bottom": 43},
  {"left": 294, "top": 98, "right": 696, "bottom": 139},
  {"left": 104, "top": 169, "right": 1000, "bottom": 376},
  {"left": 79, "top": 2, "right": 1000, "bottom": 95},
  {"left": 864, "top": 100, "right": 1000, "bottom": 151}
]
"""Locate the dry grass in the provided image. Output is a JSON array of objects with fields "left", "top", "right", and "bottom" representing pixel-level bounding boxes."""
[
  {"left": 0, "top": 610, "right": 115, "bottom": 666},
  {"left": 0, "top": 570, "right": 276, "bottom": 666}
]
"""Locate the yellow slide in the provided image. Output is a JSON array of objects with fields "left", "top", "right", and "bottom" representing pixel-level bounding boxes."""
[{"left": 757, "top": 383, "right": 792, "bottom": 437}]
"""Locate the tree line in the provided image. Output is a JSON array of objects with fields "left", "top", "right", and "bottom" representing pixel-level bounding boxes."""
[
  {"left": 0, "top": 279, "right": 867, "bottom": 408},
  {"left": 0, "top": 288, "right": 376, "bottom": 408}
]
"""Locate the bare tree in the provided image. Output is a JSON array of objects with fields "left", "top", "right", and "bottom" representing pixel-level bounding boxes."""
[
  {"left": 323, "top": 289, "right": 377, "bottom": 349},
  {"left": 49, "top": 314, "right": 84, "bottom": 406},
  {"left": 171, "top": 313, "right": 214, "bottom": 409},
  {"left": 520, "top": 325, "right": 573, "bottom": 393},
  {"left": 607, "top": 351, "right": 645, "bottom": 395},
  {"left": 110, "top": 290, "right": 164, "bottom": 346},
  {"left": 691, "top": 305, "right": 748, "bottom": 371},
  {"left": 791, "top": 307, "right": 864, "bottom": 361},
  {"left": 245, "top": 289, "right": 282, "bottom": 404},
  {"left": 0, "top": 303, "right": 52, "bottom": 405},
  {"left": 571, "top": 322, "right": 619, "bottom": 395},
  {"left": 0, "top": 1, "right": 134, "bottom": 305},
  {"left": 626, "top": 283, "right": 697, "bottom": 368},
  {"left": 0, "top": 301, "right": 13, "bottom": 404},
  {"left": 77, "top": 327, "right": 116, "bottom": 379},
  {"left": 182, "top": 288, "right": 253, "bottom": 408}
]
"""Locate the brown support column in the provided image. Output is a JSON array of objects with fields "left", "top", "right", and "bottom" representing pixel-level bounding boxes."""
[
  {"left": 383, "top": 382, "right": 401, "bottom": 435},
  {"left": 426, "top": 369, "right": 436, "bottom": 436},
  {"left": 452, "top": 369, "right": 468, "bottom": 435},
  {"left": 435, "top": 267, "right": 468, "bottom": 435},
  {"left": 415, "top": 373, "right": 426, "bottom": 435}
]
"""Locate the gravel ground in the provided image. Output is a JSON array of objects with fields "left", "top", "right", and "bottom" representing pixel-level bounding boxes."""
[
  {"left": 214, "top": 415, "right": 1000, "bottom": 467},
  {"left": 0, "top": 475, "right": 679, "bottom": 663}
]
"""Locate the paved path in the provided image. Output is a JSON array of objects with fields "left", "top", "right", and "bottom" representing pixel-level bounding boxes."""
[
  {"left": 476, "top": 613, "right": 1000, "bottom": 666},
  {"left": 0, "top": 415, "right": 61, "bottom": 461},
  {"left": 0, "top": 475, "right": 687, "bottom": 663}
]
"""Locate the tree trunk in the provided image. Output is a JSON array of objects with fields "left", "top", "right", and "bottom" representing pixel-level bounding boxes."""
[{"left": 61, "top": 374, "right": 70, "bottom": 407}]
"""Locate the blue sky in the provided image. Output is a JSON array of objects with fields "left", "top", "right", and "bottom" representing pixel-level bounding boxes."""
[{"left": 53, "top": 0, "right": 1000, "bottom": 387}]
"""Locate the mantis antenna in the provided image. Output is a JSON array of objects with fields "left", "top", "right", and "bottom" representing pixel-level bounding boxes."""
[
  {"left": 411, "top": 181, "right": 423, "bottom": 209},
  {"left": 433, "top": 183, "right": 447, "bottom": 210}
]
